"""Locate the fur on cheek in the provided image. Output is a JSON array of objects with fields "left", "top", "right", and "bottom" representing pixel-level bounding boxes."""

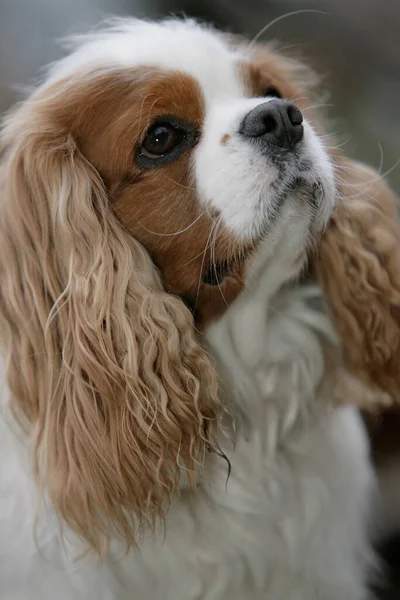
[
  {"left": 315, "top": 158, "right": 400, "bottom": 407},
  {"left": 0, "top": 108, "right": 221, "bottom": 555}
]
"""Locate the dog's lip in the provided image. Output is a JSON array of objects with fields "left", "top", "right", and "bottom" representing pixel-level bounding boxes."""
[
  {"left": 202, "top": 260, "right": 233, "bottom": 286},
  {"left": 271, "top": 171, "right": 325, "bottom": 202},
  {"left": 202, "top": 246, "right": 254, "bottom": 287},
  {"left": 311, "top": 179, "right": 324, "bottom": 201},
  {"left": 287, "top": 175, "right": 325, "bottom": 205}
]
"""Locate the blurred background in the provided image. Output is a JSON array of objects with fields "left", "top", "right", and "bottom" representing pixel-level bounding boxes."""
[
  {"left": 1, "top": 0, "right": 399, "bottom": 192},
  {"left": 0, "top": 0, "right": 399, "bottom": 596}
]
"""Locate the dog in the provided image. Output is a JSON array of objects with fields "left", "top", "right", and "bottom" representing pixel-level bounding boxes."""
[{"left": 1, "top": 17, "right": 399, "bottom": 600}]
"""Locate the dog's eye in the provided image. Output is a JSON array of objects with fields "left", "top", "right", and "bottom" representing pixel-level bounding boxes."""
[
  {"left": 261, "top": 87, "right": 282, "bottom": 99},
  {"left": 141, "top": 124, "right": 186, "bottom": 158}
]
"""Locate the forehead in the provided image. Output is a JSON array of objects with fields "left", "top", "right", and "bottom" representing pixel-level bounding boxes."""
[{"left": 52, "top": 20, "right": 248, "bottom": 104}]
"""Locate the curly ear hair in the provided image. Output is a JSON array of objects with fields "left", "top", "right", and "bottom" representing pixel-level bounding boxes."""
[
  {"left": 315, "top": 157, "right": 400, "bottom": 407},
  {"left": 0, "top": 97, "right": 221, "bottom": 554}
]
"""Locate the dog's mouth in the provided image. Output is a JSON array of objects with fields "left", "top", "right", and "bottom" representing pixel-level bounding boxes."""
[
  {"left": 266, "top": 174, "right": 326, "bottom": 226},
  {"left": 201, "top": 246, "right": 254, "bottom": 287},
  {"left": 202, "top": 260, "right": 232, "bottom": 286},
  {"left": 278, "top": 174, "right": 325, "bottom": 205},
  {"left": 200, "top": 177, "right": 325, "bottom": 288},
  {"left": 293, "top": 176, "right": 325, "bottom": 204}
]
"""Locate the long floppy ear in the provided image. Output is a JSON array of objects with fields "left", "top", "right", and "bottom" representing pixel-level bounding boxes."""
[
  {"left": 0, "top": 99, "right": 220, "bottom": 554},
  {"left": 315, "top": 157, "right": 400, "bottom": 406}
]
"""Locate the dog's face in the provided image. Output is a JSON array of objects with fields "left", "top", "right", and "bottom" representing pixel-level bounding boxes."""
[
  {"left": 0, "top": 18, "right": 336, "bottom": 553},
  {"left": 43, "top": 19, "right": 335, "bottom": 326}
]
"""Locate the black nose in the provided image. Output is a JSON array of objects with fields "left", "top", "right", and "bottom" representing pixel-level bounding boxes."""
[{"left": 240, "top": 99, "right": 304, "bottom": 149}]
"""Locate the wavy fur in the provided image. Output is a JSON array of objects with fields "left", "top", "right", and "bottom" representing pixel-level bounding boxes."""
[
  {"left": 0, "top": 97, "right": 221, "bottom": 554},
  {"left": 316, "top": 157, "right": 400, "bottom": 406}
]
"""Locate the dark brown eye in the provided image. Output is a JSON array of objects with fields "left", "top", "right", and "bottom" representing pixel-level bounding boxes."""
[
  {"left": 141, "top": 123, "right": 186, "bottom": 158},
  {"left": 261, "top": 87, "right": 282, "bottom": 99}
]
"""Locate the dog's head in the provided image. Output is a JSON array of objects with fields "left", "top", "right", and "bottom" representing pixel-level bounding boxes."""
[{"left": 0, "top": 18, "right": 336, "bottom": 552}]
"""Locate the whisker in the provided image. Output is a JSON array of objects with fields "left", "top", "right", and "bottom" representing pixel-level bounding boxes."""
[
  {"left": 136, "top": 93, "right": 153, "bottom": 139},
  {"left": 211, "top": 216, "right": 229, "bottom": 309},
  {"left": 327, "top": 137, "right": 352, "bottom": 151},
  {"left": 274, "top": 42, "right": 310, "bottom": 54},
  {"left": 182, "top": 218, "right": 227, "bottom": 268},
  {"left": 248, "top": 9, "right": 330, "bottom": 50},
  {"left": 302, "top": 103, "right": 335, "bottom": 113},
  {"left": 287, "top": 95, "right": 309, "bottom": 104},
  {"left": 373, "top": 141, "right": 385, "bottom": 177},
  {"left": 163, "top": 175, "right": 196, "bottom": 191},
  {"left": 317, "top": 132, "right": 340, "bottom": 139},
  {"left": 336, "top": 157, "right": 400, "bottom": 188},
  {"left": 194, "top": 218, "right": 218, "bottom": 312},
  {"left": 136, "top": 208, "right": 208, "bottom": 237},
  {"left": 140, "top": 95, "right": 162, "bottom": 131}
]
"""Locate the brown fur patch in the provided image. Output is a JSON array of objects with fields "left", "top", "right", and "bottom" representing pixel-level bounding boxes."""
[
  {"left": 239, "top": 49, "right": 325, "bottom": 141},
  {"left": 315, "top": 157, "right": 400, "bottom": 404},
  {"left": 42, "top": 68, "right": 249, "bottom": 327},
  {"left": 314, "top": 157, "right": 400, "bottom": 464},
  {"left": 0, "top": 66, "right": 226, "bottom": 554},
  {"left": 245, "top": 58, "right": 299, "bottom": 102},
  {"left": 220, "top": 133, "right": 230, "bottom": 145},
  {"left": 241, "top": 49, "right": 313, "bottom": 112}
]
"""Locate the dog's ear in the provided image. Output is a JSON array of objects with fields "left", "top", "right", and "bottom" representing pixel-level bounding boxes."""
[
  {"left": 0, "top": 93, "right": 221, "bottom": 554},
  {"left": 315, "top": 157, "right": 400, "bottom": 407}
]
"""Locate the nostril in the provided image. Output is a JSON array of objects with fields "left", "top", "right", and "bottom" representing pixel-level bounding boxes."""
[
  {"left": 263, "top": 114, "right": 277, "bottom": 134},
  {"left": 240, "top": 100, "right": 303, "bottom": 148},
  {"left": 287, "top": 104, "right": 303, "bottom": 127}
]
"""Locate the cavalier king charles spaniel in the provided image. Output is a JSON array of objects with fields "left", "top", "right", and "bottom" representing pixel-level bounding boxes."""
[{"left": 1, "top": 17, "right": 400, "bottom": 600}]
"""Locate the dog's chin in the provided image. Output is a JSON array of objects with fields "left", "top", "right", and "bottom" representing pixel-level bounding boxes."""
[
  {"left": 289, "top": 175, "right": 325, "bottom": 205},
  {"left": 251, "top": 175, "right": 327, "bottom": 243},
  {"left": 277, "top": 163, "right": 335, "bottom": 228},
  {"left": 242, "top": 171, "right": 334, "bottom": 285},
  {"left": 200, "top": 170, "right": 333, "bottom": 289},
  {"left": 273, "top": 171, "right": 327, "bottom": 211}
]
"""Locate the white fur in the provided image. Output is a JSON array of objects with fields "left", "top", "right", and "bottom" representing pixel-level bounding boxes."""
[
  {"left": 47, "top": 17, "right": 335, "bottom": 242},
  {"left": 195, "top": 99, "right": 334, "bottom": 240},
  {"left": 0, "top": 18, "right": 376, "bottom": 600},
  {"left": 0, "top": 284, "right": 376, "bottom": 600}
]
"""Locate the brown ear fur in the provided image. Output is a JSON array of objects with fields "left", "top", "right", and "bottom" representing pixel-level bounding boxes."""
[
  {"left": 315, "top": 157, "right": 400, "bottom": 407},
  {"left": 0, "top": 97, "right": 221, "bottom": 554}
]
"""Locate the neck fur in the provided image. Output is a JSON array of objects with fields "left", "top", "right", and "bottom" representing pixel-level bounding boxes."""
[{"left": 206, "top": 277, "right": 338, "bottom": 453}]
